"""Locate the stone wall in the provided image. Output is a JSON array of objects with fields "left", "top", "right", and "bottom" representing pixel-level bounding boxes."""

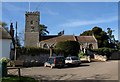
[
  {"left": 110, "top": 51, "right": 120, "bottom": 60},
  {"left": 93, "top": 54, "right": 107, "bottom": 62},
  {"left": 17, "top": 54, "right": 49, "bottom": 67},
  {"left": 25, "top": 32, "right": 39, "bottom": 47}
]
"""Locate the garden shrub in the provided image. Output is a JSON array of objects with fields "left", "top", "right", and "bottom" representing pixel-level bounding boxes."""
[
  {"left": 78, "top": 51, "right": 86, "bottom": 58},
  {"left": 53, "top": 48, "right": 65, "bottom": 56},
  {"left": 55, "top": 41, "right": 80, "bottom": 57},
  {"left": 91, "top": 47, "right": 115, "bottom": 58},
  {"left": 16, "top": 47, "right": 50, "bottom": 57}
]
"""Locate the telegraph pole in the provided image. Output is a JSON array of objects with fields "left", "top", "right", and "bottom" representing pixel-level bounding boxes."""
[{"left": 14, "top": 21, "right": 18, "bottom": 60}]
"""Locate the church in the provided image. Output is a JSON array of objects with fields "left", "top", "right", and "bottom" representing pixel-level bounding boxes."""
[{"left": 24, "top": 11, "right": 98, "bottom": 50}]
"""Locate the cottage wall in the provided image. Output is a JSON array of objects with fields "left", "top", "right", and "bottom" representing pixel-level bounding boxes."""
[
  {"left": 1, "top": 39, "right": 12, "bottom": 58},
  {"left": 17, "top": 54, "right": 49, "bottom": 66}
]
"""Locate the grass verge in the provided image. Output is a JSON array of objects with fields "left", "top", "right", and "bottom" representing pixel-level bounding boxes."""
[{"left": 0, "top": 75, "right": 38, "bottom": 82}]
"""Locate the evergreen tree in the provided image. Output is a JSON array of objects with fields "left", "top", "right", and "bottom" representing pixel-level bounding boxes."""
[{"left": 80, "top": 26, "right": 109, "bottom": 48}]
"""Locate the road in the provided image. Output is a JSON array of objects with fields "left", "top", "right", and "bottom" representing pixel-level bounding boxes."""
[{"left": 17, "top": 60, "right": 119, "bottom": 80}]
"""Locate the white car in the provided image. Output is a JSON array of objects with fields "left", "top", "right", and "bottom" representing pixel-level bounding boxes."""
[{"left": 65, "top": 56, "right": 81, "bottom": 66}]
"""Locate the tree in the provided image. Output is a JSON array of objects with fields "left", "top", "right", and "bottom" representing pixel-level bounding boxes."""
[
  {"left": 0, "top": 22, "right": 7, "bottom": 27},
  {"left": 107, "top": 28, "right": 115, "bottom": 43},
  {"left": 117, "top": 41, "right": 120, "bottom": 50},
  {"left": 80, "top": 26, "right": 109, "bottom": 48},
  {"left": 80, "top": 30, "right": 92, "bottom": 36},
  {"left": 39, "top": 24, "right": 49, "bottom": 36},
  {"left": 55, "top": 41, "right": 80, "bottom": 57},
  {"left": 92, "top": 26, "right": 102, "bottom": 35},
  {"left": 0, "top": 21, "right": 8, "bottom": 31},
  {"left": 107, "top": 28, "right": 117, "bottom": 48}
]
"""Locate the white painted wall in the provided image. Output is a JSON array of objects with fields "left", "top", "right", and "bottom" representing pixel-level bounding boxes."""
[{"left": 0, "top": 39, "right": 12, "bottom": 58}]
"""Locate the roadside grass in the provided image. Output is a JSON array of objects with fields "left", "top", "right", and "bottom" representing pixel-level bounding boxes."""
[{"left": 0, "top": 75, "right": 38, "bottom": 82}]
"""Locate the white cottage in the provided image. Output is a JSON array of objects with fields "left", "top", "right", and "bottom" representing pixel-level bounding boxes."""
[{"left": 0, "top": 26, "right": 12, "bottom": 58}]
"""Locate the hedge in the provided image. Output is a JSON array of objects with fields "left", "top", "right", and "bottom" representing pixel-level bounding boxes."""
[
  {"left": 16, "top": 47, "right": 50, "bottom": 57},
  {"left": 91, "top": 47, "right": 116, "bottom": 58}
]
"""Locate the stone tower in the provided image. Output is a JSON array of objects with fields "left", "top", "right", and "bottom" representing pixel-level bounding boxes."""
[{"left": 25, "top": 11, "right": 40, "bottom": 47}]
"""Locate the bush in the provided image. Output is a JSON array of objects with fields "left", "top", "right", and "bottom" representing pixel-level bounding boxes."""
[
  {"left": 78, "top": 52, "right": 86, "bottom": 58},
  {"left": 53, "top": 48, "right": 64, "bottom": 56},
  {"left": 16, "top": 47, "right": 50, "bottom": 57},
  {"left": 55, "top": 41, "right": 80, "bottom": 57},
  {"left": 91, "top": 47, "right": 115, "bottom": 58}
]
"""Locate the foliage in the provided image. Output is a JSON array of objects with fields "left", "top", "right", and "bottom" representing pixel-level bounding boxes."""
[
  {"left": 80, "top": 26, "right": 110, "bottom": 48},
  {"left": 78, "top": 51, "right": 86, "bottom": 58},
  {"left": 0, "top": 22, "right": 7, "bottom": 27},
  {"left": 91, "top": 48, "right": 115, "bottom": 58},
  {"left": 53, "top": 48, "right": 64, "bottom": 55},
  {"left": 0, "top": 22, "right": 9, "bottom": 32},
  {"left": 16, "top": 47, "right": 50, "bottom": 57},
  {"left": 1, "top": 75, "right": 38, "bottom": 82},
  {"left": 55, "top": 41, "right": 80, "bottom": 57},
  {"left": 80, "top": 30, "right": 92, "bottom": 36},
  {"left": 0, "top": 57, "right": 9, "bottom": 63},
  {"left": 117, "top": 42, "right": 120, "bottom": 50},
  {"left": 107, "top": 28, "right": 115, "bottom": 43},
  {"left": 39, "top": 24, "right": 49, "bottom": 36},
  {"left": 107, "top": 28, "right": 117, "bottom": 48}
]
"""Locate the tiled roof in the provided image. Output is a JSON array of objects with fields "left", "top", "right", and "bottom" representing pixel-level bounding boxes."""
[
  {"left": 77, "top": 36, "right": 97, "bottom": 43},
  {"left": 0, "top": 26, "right": 12, "bottom": 39}
]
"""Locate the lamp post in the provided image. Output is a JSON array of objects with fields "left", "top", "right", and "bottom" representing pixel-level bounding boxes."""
[{"left": 14, "top": 21, "right": 18, "bottom": 61}]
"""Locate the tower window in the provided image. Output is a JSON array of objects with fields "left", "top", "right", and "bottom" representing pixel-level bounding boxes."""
[{"left": 30, "top": 20, "right": 34, "bottom": 24}]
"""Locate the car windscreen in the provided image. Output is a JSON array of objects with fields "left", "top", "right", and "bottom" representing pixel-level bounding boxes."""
[{"left": 71, "top": 57, "right": 78, "bottom": 60}]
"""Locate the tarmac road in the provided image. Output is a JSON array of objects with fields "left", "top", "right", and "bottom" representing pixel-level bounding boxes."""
[{"left": 20, "top": 60, "right": 119, "bottom": 80}]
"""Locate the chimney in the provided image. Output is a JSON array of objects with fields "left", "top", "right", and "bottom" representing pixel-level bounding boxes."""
[
  {"left": 10, "top": 23, "right": 15, "bottom": 50},
  {"left": 10, "top": 23, "right": 14, "bottom": 38}
]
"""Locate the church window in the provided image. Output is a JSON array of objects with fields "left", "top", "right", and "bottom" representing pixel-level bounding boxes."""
[
  {"left": 30, "top": 20, "right": 34, "bottom": 24},
  {"left": 31, "top": 26, "right": 35, "bottom": 32},
  {"left": 43, "top": 44, "right": 48, "bottom": 49}
]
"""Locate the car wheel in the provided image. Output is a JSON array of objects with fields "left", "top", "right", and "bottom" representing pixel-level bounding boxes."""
[
  {"left": 50, "top": 65, "right": 53, "bottom": 69},
  {"left": 67, "top": 63, "right": 71, "bottom": 67},
  {"left": 44, "top": 64, "right": 47, "bottom": 67}
]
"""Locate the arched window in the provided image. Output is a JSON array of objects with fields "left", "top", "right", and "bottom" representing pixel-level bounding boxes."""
[
  {"left": 89, "top": 44, "right": 93, "bottom": 49},
  {"left": 30, "top": 20, "right": 34, "bottom": 24},
  {"left": 43, "top": 44, "right": 48, "bottom": 49}
]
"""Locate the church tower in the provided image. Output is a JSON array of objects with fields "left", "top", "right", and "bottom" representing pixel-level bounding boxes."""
[{"left": 25, "top": 11, "right": 40, "bottom": 47}]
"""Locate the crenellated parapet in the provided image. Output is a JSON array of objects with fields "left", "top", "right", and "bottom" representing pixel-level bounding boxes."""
[{"left": 25, "top": 11, "right": 40, "bottom": 15}]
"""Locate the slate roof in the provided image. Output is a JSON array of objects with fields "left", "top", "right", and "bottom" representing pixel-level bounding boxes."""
[
  {"left": 77, "top": 36, "right": 97, "bottom": 43},
  {"left": 0, "top": 26, "right": 12, "bottom": 39},
  {"left": 40, "top": 35, "right": 59, "bottom": 41},
  {"left": 40, "top": 35, "right": 76, "bottom": 43},
  {"left": 40, "top": 35, "right": 97, "bottom": 44}
]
